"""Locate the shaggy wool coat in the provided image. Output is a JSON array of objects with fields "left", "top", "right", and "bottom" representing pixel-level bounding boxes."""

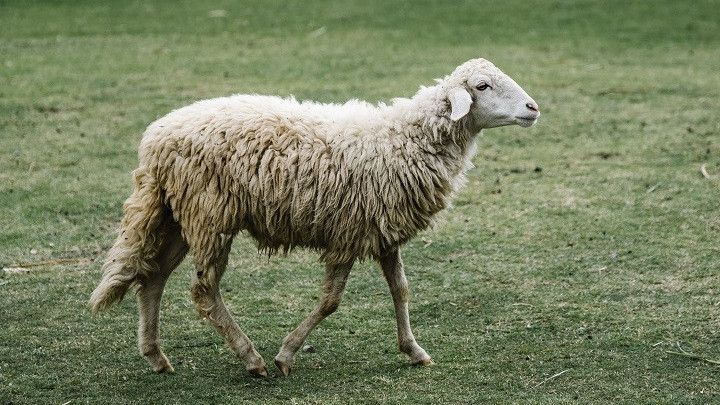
[{"left": 134, "top": 89, "right": 476, "bottom": 266}]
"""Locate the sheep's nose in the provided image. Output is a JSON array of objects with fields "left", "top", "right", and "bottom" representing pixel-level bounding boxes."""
[{"left": 526, "top": 102, "right": 539, "bottom": 112}]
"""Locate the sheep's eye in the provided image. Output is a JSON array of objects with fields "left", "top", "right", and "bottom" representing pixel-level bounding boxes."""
[{"left": 476, "top": 83, "right": 491, "bottom": 91}]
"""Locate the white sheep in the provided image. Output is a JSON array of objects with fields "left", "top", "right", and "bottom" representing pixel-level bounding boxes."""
[{"left": 89, "top": 58, "right": 540, "bottom": 377}]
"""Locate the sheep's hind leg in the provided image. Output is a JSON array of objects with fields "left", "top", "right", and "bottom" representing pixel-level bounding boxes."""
[
  {"left": 136, "top": 218, "right": 188, "bottom": 373},
  {"left": 274, "top": 262, "right": 353, "bottom": 376},
  {"left": 190, "top": 235, "right": 267, "bottom": 377},
  {"left": 379, "top": 249, "right": 433, "bottom": 366}
]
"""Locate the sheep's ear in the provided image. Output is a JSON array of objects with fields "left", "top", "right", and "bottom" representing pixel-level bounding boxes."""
[{"left": 448, "top": 87, "right": 472, "bottom": 121}]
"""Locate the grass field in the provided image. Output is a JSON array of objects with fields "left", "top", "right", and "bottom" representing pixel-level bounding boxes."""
[{"left": 1, "top": 0, "right": 719, "bottom": 403}]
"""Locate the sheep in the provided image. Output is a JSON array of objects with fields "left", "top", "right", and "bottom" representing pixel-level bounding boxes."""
[{"left": 89, "top": 57, "right": 540, "bottom": 377}]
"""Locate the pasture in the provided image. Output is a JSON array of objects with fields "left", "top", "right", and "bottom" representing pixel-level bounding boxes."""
[{"left": 1, "top": 1, "right": 719, "bottom": 403}]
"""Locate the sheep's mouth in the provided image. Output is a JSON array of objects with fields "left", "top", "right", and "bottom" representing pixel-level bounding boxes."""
[{"left": 515, "top": 115, "right": 538, "bottom": 127}]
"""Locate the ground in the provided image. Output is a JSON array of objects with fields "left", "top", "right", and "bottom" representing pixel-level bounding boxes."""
[{"left": 1, "top": 1, "right": 719, "bottom": 403}]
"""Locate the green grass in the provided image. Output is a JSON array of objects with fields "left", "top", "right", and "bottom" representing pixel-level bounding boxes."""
[{"left": 1, "top": 0, "right": 719, "bottom": 403}]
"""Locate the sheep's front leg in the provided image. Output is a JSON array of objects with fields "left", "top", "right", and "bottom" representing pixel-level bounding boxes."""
[
  {"left": 379, "top": 249, "right": 433, "bottom": 366},
  {"left": 274, "top": 262, "right": 352, "bottom": 376}
]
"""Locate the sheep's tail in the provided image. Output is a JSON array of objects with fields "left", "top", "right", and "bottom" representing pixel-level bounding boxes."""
[{"left": 90, "top": 167, "right": 166, "bottom": 313}]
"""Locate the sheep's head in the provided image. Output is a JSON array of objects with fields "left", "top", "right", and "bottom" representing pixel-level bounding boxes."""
[{"left": 445, "top": 58, "right": 540, "bottom": 129}]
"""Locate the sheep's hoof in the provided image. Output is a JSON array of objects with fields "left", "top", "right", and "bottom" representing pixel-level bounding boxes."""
[
  {"left": 149, "top": 353, "right": 175, "bottom": 373},
  {"left": 153, "top": 362, "right": 175, "bottom": 373},
  {"left": 411, "top": 357, "right": 434, "bottom": 367},
  {"left": 248, "top": 365, "right": 268, "bottom": 378},
  {"left": 274, "top": 359, "right": 291, "bottom": 377}
]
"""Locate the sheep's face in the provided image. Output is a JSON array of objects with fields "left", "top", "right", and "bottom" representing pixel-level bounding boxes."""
[{"left": 448, "top": 59, "right": 540, "bottom": 129}]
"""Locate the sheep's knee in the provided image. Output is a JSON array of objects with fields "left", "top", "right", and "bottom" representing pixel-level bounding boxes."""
[
  {"left": 192, "top": 296, "right": 215, "bottom": 319},
  {"left": 193, "top": 302, "right": 211, "bottom": 319},
  {"left": 190, "top": 282, "right": 216, "bottom": 317},
  {"left": 320, "top": 297, "right": 341, "bottom": 316},
  {"left": 395, "top": 286, "right": 409, "bottom": 304}
]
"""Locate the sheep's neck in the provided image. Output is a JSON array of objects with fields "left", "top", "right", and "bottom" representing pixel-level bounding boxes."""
[
  {"left": 359, "top": 90, "right": 480, "bottom": 249},
  {"left": 428, "top": 124, "right": 478, "bottom": 183},
  {"left": 384, "top": 107, "right": 479, "bottom": 222},
  {"left": 411, "top": 104, "right": 480, "bottom": 196},
  {"left": 407, "top": 86, "right": 481, "bottom": 187}
]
